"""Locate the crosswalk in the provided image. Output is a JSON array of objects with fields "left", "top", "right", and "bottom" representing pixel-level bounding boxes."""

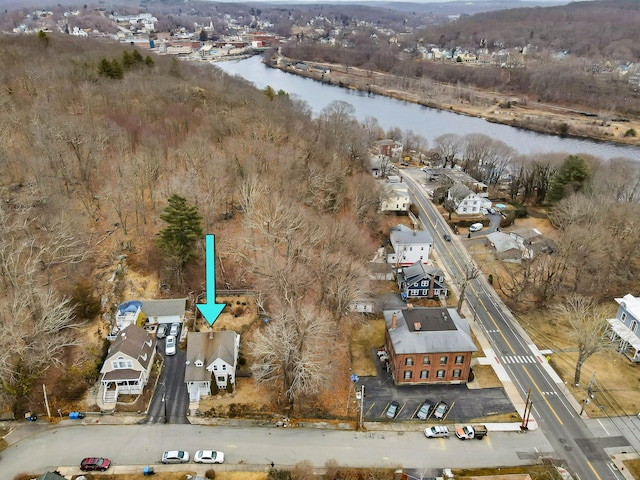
[{"left": 500, "top": 355, "right": 539, "bottom": 364}]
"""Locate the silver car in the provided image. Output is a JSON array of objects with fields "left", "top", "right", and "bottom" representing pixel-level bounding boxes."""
[
  {"left": 424, "top": 425, "right": 450, "bottom": 438},
  {"left": 162, "top": 450, "right": 189, "bottom": 463}
]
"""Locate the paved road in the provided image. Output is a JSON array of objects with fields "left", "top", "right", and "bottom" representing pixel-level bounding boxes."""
[
  {"left": 403, "top": 170, "right": 627, "bottom": 480},
  {"left": 1, "top": 423, "right": 552, "bottom": 478}
]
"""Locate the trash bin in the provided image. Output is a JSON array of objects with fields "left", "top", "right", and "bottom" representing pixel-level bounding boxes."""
[
  {"left": 143, "top": 466, "right": 155, "bottom": 475},
  {"left": 69, "top": 412, "right": 78, "bottom": 419}
]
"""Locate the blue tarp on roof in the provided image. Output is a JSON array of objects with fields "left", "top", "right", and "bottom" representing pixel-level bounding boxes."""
[{"left": 117, "top": 300, "right": 142, "bottom": 314}]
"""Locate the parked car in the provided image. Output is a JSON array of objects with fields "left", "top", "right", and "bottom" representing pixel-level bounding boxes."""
[
  {"left": 469, "top": 223, "right": 483, "bottom": 232},
  {"left": 488, "top": 207, "right": 497, "bottom": 215},
  {"left": 165, "top": 335, "right": 176, "bottom": 356},
  {"left": 156, "top": 324, "right": 167, "bottom": 339},
  {"left": 443, "top": 233, "right": 452, "bottom": 242},
  {"left": 194, "top": 450, "right": 225, "bottom": 464},
  {"left": 169, "top": 323, "right": 180, "bottom": 337},
  {"left": 416, "top": 399, "right": 436, "bottom": 420},
  {"left": 162, "top": 450, "right": 190, "bottom": 464},
  {"left": 434, "top": 401, "right": 450, "bottom": 420},
  {"left": 424, "top": 426, "right": 450, "bottom": 438},
  {"left": 80, "top": 457, "right": 111, "bottom": 471},
  {"left": 385, "top": 401, "right": 400, "bottom": 418}
]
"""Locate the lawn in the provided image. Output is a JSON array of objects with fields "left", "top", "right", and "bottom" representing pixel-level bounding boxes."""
[{"left": 350, "top": 319, "right": 386, "bottom": 377}]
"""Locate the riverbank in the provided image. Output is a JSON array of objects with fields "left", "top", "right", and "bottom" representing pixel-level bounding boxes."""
[{"left": 272, "top": 57, "right": 640, "bottom": 149}]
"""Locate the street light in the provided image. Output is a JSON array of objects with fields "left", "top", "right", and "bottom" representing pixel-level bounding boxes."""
[{"left": 358, "top": 384, "right": 365, "bottom": 430}]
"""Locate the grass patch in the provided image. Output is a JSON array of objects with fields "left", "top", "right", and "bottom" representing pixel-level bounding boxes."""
[
  {"left": 470, "top": 365, "right": 504, "bottom": 389},
  {"left": 350, "top": 318, "right": 386, "bottom": 376},
  {"left": 623, "top": 458, "right": 640, "bottom": 479},
  {"left": 454, "top": 464, "right": 562, "bottom": 480}
]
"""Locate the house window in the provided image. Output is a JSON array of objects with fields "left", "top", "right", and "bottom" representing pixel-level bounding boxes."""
[
  {"left": 453, "top": 369, "right": 462, "bottom": 378},
  {"left": 222, "top": 365, "right": 227, "bottom": 370},
  {"left": 213, "top": 365, "right": 217, "bottom": 370},
  {"left": 420, "top": 370, "right": 429, "bottom": 379},
  {"left": 404, "top": 370, "right": 413, "bottom": 379},
  {"left": 621, "top": 312, "right": 627, "bottom": 322},
  {"left": 217, "top": 376, "right": 225, "bottom": 382},
  {"left": 405, "top": 357, "right": 414, "bottom": 366},
  {"left": 423, "top": 356, "right": 430, "bottom": 365},
  {"left": 440, "top": 355, "right": 448, "bottom": 365},
  {"left": 436, "top": 370, "right": 445, "bottom": 378},
  {"left": 421, "top": 246, "right": 424, "bottom": 250},
  {"left": 455, "top": 355, "right": 464, "bottom": 364},
  {"left": 409, "top": 247, "right": 413, "bottom": 251},
  {"left": 632, "top": 320, "right": 638, "bottom": 333}
]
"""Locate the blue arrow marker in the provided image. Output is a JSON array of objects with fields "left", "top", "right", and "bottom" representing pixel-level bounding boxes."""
[{"left": 197, "top": 234, "right": 226, "bottom": 326}]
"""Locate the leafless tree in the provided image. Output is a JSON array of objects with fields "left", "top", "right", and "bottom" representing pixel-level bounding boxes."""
[
  {"left": 250, "top": 305, "right": 331, "bottom": 412},
  {"left": 433, "top": 133, "right": 462, "bottom": 168},
  {"left": 456, "top": 261, "right": 481, "bottom": 314},
  {"left": 553, "top": 295, "right": 613, "bottom": 386}
]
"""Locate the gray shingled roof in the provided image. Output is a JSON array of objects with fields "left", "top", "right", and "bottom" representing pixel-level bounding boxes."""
[
  {"left": 390, "top": 227, "right": 432, "bottom": 245},
  {"left": 185, "top": 331, "right": 238, "bottom": 383},
  {"left": 449, "top": 183, "right": 473, "bottom": 201},
  {"left": 384, "top": 308, "right": 476, "bottom": 354},
  {"left": 141, "top": 298, "right": 187, "bottom": 317},
  {"left": 104, "top": 324, "right": 155, "bottom": 369},
  {"left": 399, "top": 262, "right": 444, "bottom": 286}
]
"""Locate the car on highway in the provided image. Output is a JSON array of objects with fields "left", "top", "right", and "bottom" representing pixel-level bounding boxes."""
[
  {"left": 443, "top": 233, "right": 452, "bottom": 242},
  {"left": 194, "top": 450, "right": 225, "bottom": 464},
  {"left": 469, "top": 223, "right": 483, "bottom": 233},
  {"left": 162, "top": 450, "right": 190, "bottom": 463},
  {"left": 165, "top": 335, "right": 176, "bottom": 356},
  {"left": 416, "top": 399, "right": 436, "bottom": 420},
  {"left": 424, "top": 426, "right": 450, "bottom": 438},
  {"left": 156, "top": 324, "right": 167, "bottom": 339},
  {"left": 80, "top": 457, "right": 111, "bottom": 471},
  {"left": 385, "top": 401, "right": 400, "bottom": 418},
  {"left": 434, "top": 401, "right": 450, "bottom": 420}
]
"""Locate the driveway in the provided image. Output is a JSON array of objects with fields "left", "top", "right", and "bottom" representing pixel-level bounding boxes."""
[{"left": 143, "top": 336, "right": 189, "bottom": 424}]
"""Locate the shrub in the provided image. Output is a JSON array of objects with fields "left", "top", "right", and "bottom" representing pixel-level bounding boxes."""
[
  {"left": 624, "top": 128, "right": 637, "bottom": 137},
  {"left": 269, "top": 469, "right": 293, "bottom": 480},
  {"left": 325, "top": 459, "right": 340, "bottom": 480},
  {"left": 293, "top": 460, "right": 314, "bottom": 480},
  {"left": 205, "top": 468, "right": 216, "bottom": 479}
]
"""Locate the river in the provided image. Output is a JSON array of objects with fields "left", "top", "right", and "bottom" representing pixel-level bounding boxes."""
[{"left": 215, "top": 55, "right": 640, "bottom": 161}]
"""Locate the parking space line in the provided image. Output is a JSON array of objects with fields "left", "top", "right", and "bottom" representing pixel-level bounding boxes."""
[{"left": 365, "top": 402, "right": 376, "bottom": 417}]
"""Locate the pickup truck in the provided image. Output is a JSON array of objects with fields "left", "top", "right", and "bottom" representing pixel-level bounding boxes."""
[{"left": 455, "top": 424, "right": 488, "bottom": 440}]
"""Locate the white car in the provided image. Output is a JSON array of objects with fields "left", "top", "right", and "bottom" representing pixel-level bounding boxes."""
[
  {"left": 162, "top": 450, "right": 189, "bottom": 463},
  {"left": 424, "top": 425, "right": 450, "bottom": 438},
  {"left": 194, "top": 450, "right": 225, "bottom": 464},
  {"left": 165, "top": 335, "right": 176, "bottom": 356},
  {"left": 469, "top": 223, "right": 483, "bottom": 232}
]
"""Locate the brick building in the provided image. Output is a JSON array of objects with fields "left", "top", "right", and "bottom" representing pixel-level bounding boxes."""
[{"left": 383, "top": 307, "right": 476, "bottom": 385}]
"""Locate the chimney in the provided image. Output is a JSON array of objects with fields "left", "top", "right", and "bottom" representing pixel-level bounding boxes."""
[
  {"left": 414, "top": 322, "right": 421, "bottom": 331},
  {"left": 391, "top": 312, "right": 397, "bottom": 329},
  {"left": 209, "top": 330, "right": 213, "bottom": 340}
]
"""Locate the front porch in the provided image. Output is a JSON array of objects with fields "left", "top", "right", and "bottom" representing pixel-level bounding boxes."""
[
  {"left": 101, "top": 371, "right": 145, "bottom": 403},
  {"left": 608, "top": 318, "right": 640, "bottom": 362}
]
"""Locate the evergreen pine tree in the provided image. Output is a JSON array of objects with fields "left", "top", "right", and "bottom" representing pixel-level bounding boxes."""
[{"left": 157, "top": 194, "right": 203, "bottom": 273}]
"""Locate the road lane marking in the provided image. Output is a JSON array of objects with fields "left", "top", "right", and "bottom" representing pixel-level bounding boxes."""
[
  {"left": 587, "top": 460, "right": 603, "bottom": 480},
  {"left": 522, "top": 367, "right": 563, "bottom": 425}
]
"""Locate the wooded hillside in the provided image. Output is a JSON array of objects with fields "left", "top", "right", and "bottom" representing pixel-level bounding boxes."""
[{"left": 0, "top": 33, "right": 381, "bottom": 414}]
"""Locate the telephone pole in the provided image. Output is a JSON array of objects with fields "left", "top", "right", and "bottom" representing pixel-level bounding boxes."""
[{"left": 580, "top": 372, "right": 596, "bottom": 416}]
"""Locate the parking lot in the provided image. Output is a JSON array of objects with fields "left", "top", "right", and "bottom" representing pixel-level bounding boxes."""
[{"left": 358, "top": 350, "right": 515, "bottom": 423}]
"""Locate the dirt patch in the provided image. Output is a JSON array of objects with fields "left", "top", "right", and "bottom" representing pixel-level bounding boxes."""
[
  {"left": 623, "top": 458, "right": 640, "bottom": 479},
  {"left": 470, "top": 365, "right": 504, "bottom": 389},
  {"left": 350, "top": 319, "right": 386, "bottom": 377},
  {"left": 197, "top": 377, "right": 275, "bottom": 418}
]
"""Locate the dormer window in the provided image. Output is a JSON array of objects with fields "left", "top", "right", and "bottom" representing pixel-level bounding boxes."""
[{"left": 195, "top": 360, "right": 204, "bottom": 367}]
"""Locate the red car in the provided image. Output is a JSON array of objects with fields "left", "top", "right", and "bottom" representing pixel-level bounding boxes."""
[{"left": 80, "top": 457, "right": 111, "bottom": 471}]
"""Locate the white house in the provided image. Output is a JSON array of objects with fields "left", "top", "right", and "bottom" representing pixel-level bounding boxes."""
[
  {"left": 185, "top": 331, "right": 240, "bottom": 402},
  {"left": 100, "top": 325, "right": 156, "bottom": 404},
  {"left": 447, "top": 183, "right": 491, "bottom": 215},
  {"left": 142, "top": 298, "right": 187, "bottom": 325},
  {"left": 387, "top": 225, "right": 432, "bottom": 266},
  {"left": 380, "top": 182, "right": 410, "bottom": 213},
  {"left": 608, "top": 294, "right": 640, "bottom": 362}
]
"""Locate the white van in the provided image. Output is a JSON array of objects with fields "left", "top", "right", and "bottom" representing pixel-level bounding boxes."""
[{"left": 469, "top": 223, "right": 483, "bottom": 232}]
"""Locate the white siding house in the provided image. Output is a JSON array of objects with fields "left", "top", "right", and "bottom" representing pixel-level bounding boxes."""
[
  {"left": 380, "top": 182, "right": 410, "bottom": 213},
  {"left": 141, "top": 298, "right": 187, "bottom": 325},
  {"left": 185, "top": 331, "right": 240, "bottom": 402},
  {"left": 387, "top": 225, "right": 432, "bottom": 266},
  {"left": 608, "top": 294, "right": 640, "bottom": 362}
]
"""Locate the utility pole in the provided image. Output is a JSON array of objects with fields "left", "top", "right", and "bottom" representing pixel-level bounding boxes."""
[
  {"left": 42, "top": 384, "right": 51, "bottom": 421},
  {"left": 579, "top": 372, "right": 596, "bottom": 416},
  {"left": 521, "top": 388, "right": 532, "bottom": 430},
  {"left": 359, "top": 384, "right": 365, "bottom": 430}
]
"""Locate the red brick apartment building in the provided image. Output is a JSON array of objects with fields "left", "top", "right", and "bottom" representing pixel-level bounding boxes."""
[{"left": 384, "top": 307, "right": 476, "bottom": 385}]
